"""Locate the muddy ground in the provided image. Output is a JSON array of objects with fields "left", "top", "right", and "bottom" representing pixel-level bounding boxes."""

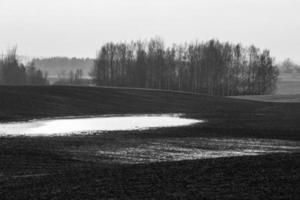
[{"left": 0, "top": 86, "right": 299, "bottom": 199}]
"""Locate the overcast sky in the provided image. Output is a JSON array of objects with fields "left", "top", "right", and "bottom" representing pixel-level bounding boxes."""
[{"left": 0, "top": 0, "right": 299, "bottom": 63}]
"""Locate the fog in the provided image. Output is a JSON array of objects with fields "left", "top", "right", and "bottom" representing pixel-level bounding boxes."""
[{"left": 0, "top": 0, "right": 299, "bottom": 63}]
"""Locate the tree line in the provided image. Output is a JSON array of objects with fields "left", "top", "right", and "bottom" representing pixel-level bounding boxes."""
[
  {"left": 0, "top": 48, "right": 48, "bottom": 85},
  {"left": 54, "top": 69, "right": 87, "bottom": 85},
  {"left": 32, "top": 57, "right": 93, "bottom": 77},
  {"left": 91, "top": 38, "right": 279, "bottom": 96}
]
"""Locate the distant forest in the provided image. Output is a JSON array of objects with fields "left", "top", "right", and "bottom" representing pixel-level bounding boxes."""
[
  {"left": 0, "top": 48, "right": 48, "bottom": 85},
  {"left": 92, "top": 38, "right": 279, "bottom": 96},
  {"left": 32, "top": 57, "right": 93, "bottom": 77},
  {"left": 278, "top": 58, "right": 300, "bottom": 73}
]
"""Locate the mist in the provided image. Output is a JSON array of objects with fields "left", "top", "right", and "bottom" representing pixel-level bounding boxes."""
[{"left": 0, "top": 0, "right": 299, "bottom": 63}]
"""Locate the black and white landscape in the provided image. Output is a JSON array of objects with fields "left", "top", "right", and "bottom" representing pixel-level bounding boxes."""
[{"left": 0, "top": 0, "right": 300, "bottom": 199}]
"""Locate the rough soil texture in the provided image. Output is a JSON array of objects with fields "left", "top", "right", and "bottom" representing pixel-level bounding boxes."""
[{"left": 0, "top": 86, "right": 299, "bottom": 199}]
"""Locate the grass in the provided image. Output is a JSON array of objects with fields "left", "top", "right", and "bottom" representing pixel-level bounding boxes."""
[
  {"left": 230, "top": 94, "right": 300, "bottom": 103},
  {"left": 0, "top": 85, "right": 300, "bottom": 199}
]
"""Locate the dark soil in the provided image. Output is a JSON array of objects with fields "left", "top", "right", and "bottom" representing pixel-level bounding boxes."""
[{"left": 0, "top": 86, "right": 299, "bottom": 199}]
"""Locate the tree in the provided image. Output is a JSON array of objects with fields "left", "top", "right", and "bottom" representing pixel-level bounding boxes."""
[
  {"left": 0, "top": 48, "right": 48, "bottom": 85},
  {"left": 91, "top": 38, "right": 279, "bottom": 96}
]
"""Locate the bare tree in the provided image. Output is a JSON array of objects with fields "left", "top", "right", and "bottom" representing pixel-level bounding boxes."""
[{"left": 91, "top": 38, "right": 279, "bottom": 96}]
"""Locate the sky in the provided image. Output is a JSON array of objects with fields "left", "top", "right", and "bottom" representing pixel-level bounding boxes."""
[{"left": 0, "top": 0, "right": 299, "bottom": 63}]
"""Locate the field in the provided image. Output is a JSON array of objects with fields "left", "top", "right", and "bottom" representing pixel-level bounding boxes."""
[
  {"left": 0, "top": 86, "right": 300, "bottom": 199},
  {"left": 230, "top": 94, "right": 300, "bottom": 103}
]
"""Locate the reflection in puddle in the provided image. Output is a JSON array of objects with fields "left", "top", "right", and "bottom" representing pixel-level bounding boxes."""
[
  {"left": 93, "top": 138, "right": 300, "bottom": 164},
  {"left": 0, "top": 114, "right": 202, "bottom": 136}
]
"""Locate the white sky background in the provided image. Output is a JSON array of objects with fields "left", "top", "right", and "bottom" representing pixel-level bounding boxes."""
[{"left": 0, "top": 0, "right": 299, "bottom": 63}]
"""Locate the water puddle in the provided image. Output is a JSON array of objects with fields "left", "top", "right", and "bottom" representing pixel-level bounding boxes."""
[
  {"left": 0, "top": 114, "right": 202, "bottom": 136},
  {"left": 1, "top": 114, "right": 298, "bottom": 163}
]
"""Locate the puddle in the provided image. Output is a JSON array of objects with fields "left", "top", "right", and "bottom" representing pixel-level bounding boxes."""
[
  {"left": 0, "top": 114, "right": 202, "bottom": 136},
  {"left": 1, "top": 114, "right": 298, "bottom": 163}
]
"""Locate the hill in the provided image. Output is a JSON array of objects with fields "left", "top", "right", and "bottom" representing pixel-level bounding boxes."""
[
  {"left": 0, "top": 86, "right": 299, "bottom": 199},
  {"left": 230, "top": 94, "right": 300, "bottom": 103},
  {"left": 1, "top": 86, "right": 300, "bottom": 139}
]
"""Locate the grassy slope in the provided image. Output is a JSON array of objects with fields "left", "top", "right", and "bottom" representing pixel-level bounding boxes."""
[
  {"left": 0, "top": 86, "right": 300, "bottom": 199},
  {"left": 230, "top": 94, "right": 300, "bottom": 103}
]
